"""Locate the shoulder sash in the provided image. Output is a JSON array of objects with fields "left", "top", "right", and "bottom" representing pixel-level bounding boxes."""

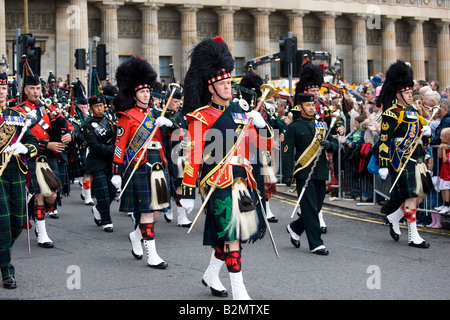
[{"left": 123, "top": 110, "right": 156, "bottom": 172}]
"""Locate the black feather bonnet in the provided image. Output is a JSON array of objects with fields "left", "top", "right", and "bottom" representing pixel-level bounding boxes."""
[
  {"left": 377, "top": 60, "right": 414, "bottom": 111},
  {"left": 294, "top": 62, "right": 323, "bottom": 106},
  {"left": 113, "top": 56, "right": 158, "bottom": 112},
  {"left": 237, "top": 72, "right": 264, "bottom": 106},
  {"left": 182, "top": 36, "right": 235, "bottom": 116}
]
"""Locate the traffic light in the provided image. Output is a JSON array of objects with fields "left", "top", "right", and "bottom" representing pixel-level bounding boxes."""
[
  {"left": 96, "top": 44, "right": 109, "bottom": 80},
  {"left": 74, "top": 48, "right": 86, "bottom": 70},
  {"left": 279, "top": 36, "right": 297, "bottom": 78},
  {"left": 18, "top": 33, "right": 41, "bottom": 75}
]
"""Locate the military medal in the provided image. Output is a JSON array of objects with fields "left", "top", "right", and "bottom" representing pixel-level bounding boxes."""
[{"left": 232, "top": 112, "right": 248, "bottom": 125}]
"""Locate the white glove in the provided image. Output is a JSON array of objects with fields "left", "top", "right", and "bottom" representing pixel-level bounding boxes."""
[
  {"left": 248, "top": 110, "right": 266, "bottom": 129},
  {"left": 378, "top": 168, "right": 389, "bottom": 180},
  {"left": 155, "top": 116, "right": 173, "bottom": 128},
  {"left": 421, "top": 125, "right": 431, "bottom": 137},
  {"left": 180, "top": 198, "right": 195, "bottom": 215},
  {"left": 4, "top": 142, "right": 28, "bottom": 156},
  {"left": 111, "top": 175, "right": 122, "bottom": 190}
]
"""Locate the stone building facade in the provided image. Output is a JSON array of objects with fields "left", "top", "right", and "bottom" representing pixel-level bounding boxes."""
[{"left": 1, "top": 0, "right": 449, "bottom": 89}]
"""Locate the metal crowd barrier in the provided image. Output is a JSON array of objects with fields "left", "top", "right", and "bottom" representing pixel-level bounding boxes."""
[{"left": 275, "top": 140, "right": 447, "bottom": 217}]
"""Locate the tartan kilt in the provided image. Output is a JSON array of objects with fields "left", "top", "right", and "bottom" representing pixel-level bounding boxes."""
[
  {"left": 28, "top": 155, "right": 60, "bottom": 195},
  {"left": 203, "top": 166, "right": 266, "bottom": 248},
  {"left": 0, "top": 162, "right": 27, "bottom": 277},
  {"left": 119, "top": 149, "right": 170, "bottom": 214},
  {"left": 390, "top": 160, "right": 418, "bottom": 202},
  {"left": 92, "top": 170, "right": 115, "bottom": 201}
]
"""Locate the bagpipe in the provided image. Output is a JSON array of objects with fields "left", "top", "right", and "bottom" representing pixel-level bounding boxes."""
[{"left": 20, "top": 57, "right": 65, "bottom": 195}]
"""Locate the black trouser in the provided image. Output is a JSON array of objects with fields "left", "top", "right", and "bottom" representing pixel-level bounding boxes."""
[{"left": 289, "top": 178, "right": 326, "bottom": 250}]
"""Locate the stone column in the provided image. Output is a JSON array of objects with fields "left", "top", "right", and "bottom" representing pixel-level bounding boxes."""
[
  {"left": 69, "top": 0, "right": 89, "bottom": 83},
  {"left": 250, "top": 8, "right": 274, "bottom": 79},
  {"left": 351, "top": 14, "right": 368, "bottom": 84},
  {"left": 177, "top": 4, "right": 202, "bottom": 81},
  {"left": 318, "top": 12, "right": 340, "bottom": 63},
  {"left": 408, "top": 18, "right": 427, "bottom": 80},
  {"left": 55, "top": 1, "right": 71, "bottom": 81},
  {"left": 285, "top": 10, "right": 308, "bottom": 49},
  {"left": 0, "top": 0, "right": 6, "bottom": 63},
  {"left": 97, "top": 1, "right": 123, "bottom": 82},
  {"left": 215, "top": 6, "right": 239, "bottom": 56},
  {"left": 139, "top": 3, "right": 164, "bottom": 75},
  {"left": 381, "top": 16, "right": 398, "bottom": 72},
  {"left": 435, "top": 19, "right": 450, "bottom": 89}
]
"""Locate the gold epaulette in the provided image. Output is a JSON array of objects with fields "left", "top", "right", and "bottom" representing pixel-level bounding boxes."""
[
  {"left": 186, "top": 106, "right": 210, "bottom": 125},
  {"left": 382, "top": 106, "right": 400, "bottom": 120}
]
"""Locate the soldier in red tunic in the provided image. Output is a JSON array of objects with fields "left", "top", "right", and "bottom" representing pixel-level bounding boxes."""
[
  {"left": 111, "top": 57, "right": 177, "bottom": 268},
  {"left": 180, "top": 37, "right": 274, "bottom": 300}
]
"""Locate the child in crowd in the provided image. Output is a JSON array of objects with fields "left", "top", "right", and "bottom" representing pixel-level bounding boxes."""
[
  {"left": 431, "top": 127, "right": 450, "bottom": 227},
  {"left": 346, "top": 115, "right": 365, "bottom": 149}
]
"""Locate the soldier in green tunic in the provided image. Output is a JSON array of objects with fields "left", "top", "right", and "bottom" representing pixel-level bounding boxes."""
[
  {"left": 83, "top": 96, "right": 117, "bottom": 232},
  {"left": 282, "top": 92, "right": 338, "bottom": 255},
  {"left": 0, "top": 72, "right": 38, "bottom": 289},
  {"left": 377, "top": 60, "right": 431, "bottom": 248}
]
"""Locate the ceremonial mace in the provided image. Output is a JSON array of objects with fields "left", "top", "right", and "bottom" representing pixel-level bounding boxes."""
[
  {"left": 187, "top": 84, "right": 280, "bottom": 257},
  {"left": 388, "top": 105, "right": 440, "bottom": 193},
  {"left": 117, "top": 83, "right": 181, "bottom": 199},
  {"left": 290, "top": 112, "right": 339, "bottom": 219}
]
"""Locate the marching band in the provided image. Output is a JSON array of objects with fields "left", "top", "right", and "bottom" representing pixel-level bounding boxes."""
[{"left": 0, "top": 36, "right": 439, "bottom": 298}]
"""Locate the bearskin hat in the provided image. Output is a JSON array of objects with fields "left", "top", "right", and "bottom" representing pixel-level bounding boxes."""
[
  {"left": 102, "top": 81, "right": 118, "bottom": 102},
  {"left": 294, "top": 62, "right": 323, "bottom": 106},
  {"left": 0, "top": 73, "right": 7, "bottom": 85},
  {"left": 113, "top": 56, "right": 158, "bottom": 112},
  {"left": 182, "top": 36, "right": 234, "bottom": 116},
  {"left": 238, "top": 72, "right": 264, "bottom": 106},
  {"left": 376, "top": 60, "right": 414, "bottom": 111}
]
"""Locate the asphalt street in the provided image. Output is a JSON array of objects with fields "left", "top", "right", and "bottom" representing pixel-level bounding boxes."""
[{"left": 2, "top": 182, "right": 450, "bottom": 307}]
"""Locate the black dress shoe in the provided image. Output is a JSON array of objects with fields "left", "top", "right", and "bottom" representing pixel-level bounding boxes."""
[
  {"left": 178, "top": 222, "right": 192, "bottom": 228},
  {"left": 389, "top": 223, "right": 400, "bottom": 241},
  {"left": 320, "top": 226, "right": 327, "bottom": 234},
  {"left": 103, "top": 226, "right": 114, "bottom": 233},
  {"left": 312, "top": 248, "right": 329, "bottom": 255},
  {"left": 267, "top": 217, "right": 278, "bottom": 223},
  {"left": 91, "top": 208, "right": 102, "bottom": 226},
  {"left": 286, "top": 226, "right": 300, "bottom": 248},
  {"left": 3, "top": 276, "right": 16, "bottom": 289},
  {"left": 34, "top": 230, "right": 54, "bottom": 248},
  {"left": 49, "top": 211, "right": 59, "bottom": 219},
  {"left": 409, "top": 241, "right": 430, "bottom": 248},
  {"left": 202, "top": 279, "right": 228, "bottom": 297},
  {"left": 38, "top": 241, "right": 54, "bottom": 248},
  {"left": 148, "top": 261, "right": 168, "bottom": 269},
  {"left": 164, "top": 213, "right": 172, "bottom": 223}
]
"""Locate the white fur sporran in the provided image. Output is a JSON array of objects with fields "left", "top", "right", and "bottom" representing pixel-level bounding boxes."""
[
  {"left": 261, "top": 151, "right": 277, "bottom": 184},
  {"left": 226, "top": 178, "right": 258, "bottom": 241}
]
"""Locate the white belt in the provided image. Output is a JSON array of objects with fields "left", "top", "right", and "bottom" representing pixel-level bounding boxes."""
[
  {"left": 229, "top": 155, "right": 251, "bottom": 167},
  {"left": 147, "top": 141, "right": 162, "bottom": 150}
]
